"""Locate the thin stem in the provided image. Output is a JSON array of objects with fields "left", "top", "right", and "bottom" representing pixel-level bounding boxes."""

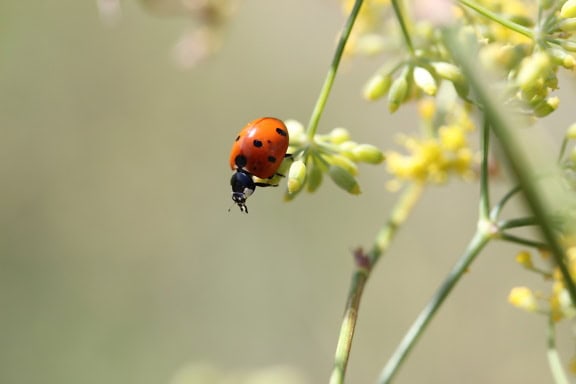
[
  {"left": 558, "top": 136, "right": 569, "bottom": 163},
  {"left": 490, "top": 186, "right": 522, "bottom": 221},
  {"left": 498, "top": 216, "right": 538, "bottom": 230},
  {"left": 391, "top": 0, "right": 415, "bottom": 56},
  {"left": 457, "top": 0, "right": 534, "bottom": 39},
  {"left": 499, "top": 232, "right": 550, "bottom": 249},
  {"left": 377, "top": 230, "right": 491, "bottom": 384},
  {"left": 369, "top": 182, "right": 424, "bottom": 265},
  {"left": 479, "top": 117, "right": 491, "bottom": 220},
  {"left": 329, "top": 261, "right": 369, "bottom": 384},
  {"left": 306, "top": 0, "right": 364, "bottom": 140},
  {"left": 547, "top": 316, "right": 570, "bottom": 384},
  {"left": 329, "top": 182, "right": 424, "bottom": 384}
]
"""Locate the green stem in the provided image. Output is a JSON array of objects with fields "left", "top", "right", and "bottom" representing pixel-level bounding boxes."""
[
  {"left": 547, "top": 316, "right": 570, "bottom": 384},
  {"left": 499, "top": 232, "right": 550, "bottom": 249},
  {"left": 457, "top": 0, "right": 534, "bottom": 39},
  {"left": 306, "top": 0, "right": 364, "bottom": 140},
  {"left": 490, "top": 186, "right": 521, "bottom": 221},
  {"left": 558, "top": 136, "right": 569, "bottom": 163},
  {"left": 391, "top": 0, "right": 415, "bottom": 56},
  {"left": 480, "top": 117, "right": 491, "bottom": 220},
  {"left": 377, "top": 230, "right": 491, "bottom": 384},
  {"left": 329, "top": 182, "right": 423, "bottom": 384},
  {"left": 498, "top": 217, "right": 538, "bottom": 230}
]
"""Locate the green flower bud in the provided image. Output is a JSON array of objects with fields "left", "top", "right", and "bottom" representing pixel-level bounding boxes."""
[
  {"left": 561, "top": 0, "right": 576, "bottom": 18},
  {"left": 559, "top": 18, "right": 576, "bottom": 32},
  {"left": 285, "top": 119, "right": 306, "bottom": 145},
  {"left": 533, "top": 96, "right": 559, "bottom": 117},
  {"left": 328, "top": 154, "right": 358, "bottom": 176},
  {"left": 516, "top": 52, "right": 551, "bottom": 92},
  {"left": 287, "top": 160, "right": 307, "bottom": 194},
  {"left": 351, "top": 144, "right": 385, "bottom": 164},
  {"left": 560, "top": 40, "right": 576, "bottom": 52},
  {"left": 363, "top": 73, "right": 392, "bottom": 101},
  {"left": 328, "top": 165, "right": 361, "bottom": 195},
  {"left": 431, "top": 62, "right": 463, "bottom": 83},
  {"left": 387, "top": 75, "right": 409, "bottom": 113},
  {"left": 306, "top": 158, "right": 323, "bottom": 192},
  {"left": 566, "top": 123, "right": 576, "bottom": 140},
  {"left": 548, "top": 48, "right": 576, "bottom": 69},
  {"left": 337, "top": 140, "right": 359, "bottom": 159},
  {"left": 413, "top": 66, "right": 437, "bottom": 96},
  {"left": 328, "top": 127, "right": 351, "bottom": 144}
]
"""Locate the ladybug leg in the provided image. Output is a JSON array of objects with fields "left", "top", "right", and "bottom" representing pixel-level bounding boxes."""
[
  {"left": 254, "top": 182, "right": 278, "bottom": 188},
  {"left": 274, "top": 153, "right": 293, "bottom": 178}
]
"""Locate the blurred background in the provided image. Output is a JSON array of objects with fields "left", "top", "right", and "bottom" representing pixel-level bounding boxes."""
[{"left": 1, "top": 1, "right": 574, "bottom": 383}]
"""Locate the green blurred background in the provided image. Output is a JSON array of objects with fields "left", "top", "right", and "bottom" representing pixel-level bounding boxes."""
[{"left": 1, "top": 1, "right": 573, "bottom": 383}]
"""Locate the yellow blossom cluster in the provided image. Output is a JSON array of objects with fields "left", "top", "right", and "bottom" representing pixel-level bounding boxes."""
[
  {"left": 509, "top": 248, "right": 576, "bottom": 322},
  {"left": 386, "top": 97, "right": 476, "bottom": 187}
]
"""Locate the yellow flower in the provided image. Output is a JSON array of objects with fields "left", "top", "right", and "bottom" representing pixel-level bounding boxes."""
[
  {"left": 508, "top": 286, "right": 539, "bottom": 312},
  {"left": 515, "top": 250, "right": 533, "bottom": 269},
  {"left": 439, "top": 124, "right": 467, "bottom": 151}
]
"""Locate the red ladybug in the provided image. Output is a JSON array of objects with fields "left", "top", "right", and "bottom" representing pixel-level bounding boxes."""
[{"left": 229, "top": 117, "right": 290, "bottom": 213}]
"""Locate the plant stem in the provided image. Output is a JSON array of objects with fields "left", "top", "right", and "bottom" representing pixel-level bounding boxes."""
[
  {"left": 457, "top": 0, "right": 534, "bottom": 39},
  {"left": 306, "top": 0, "right": 364, "bottom": 140},
  {"left": 391, "top": 0, "right": 415, "bottom": 56},
  {"left": 499, "top": 232, "right": 550, "bottom": 249},
  {"left": 547, "top": 316, "right": 570, "bottom": 384},
  {"left": 479, "top": 117, "right": 491, "bottom": 220},
  {"left": 329, "top": 182, "right": 423, "bottom": 384},
  {"left": 498, "top": 216, "right": 538, "bottom": 230},
  {"left": 377, "top": 229, "right": 491, "bottom": 384}
]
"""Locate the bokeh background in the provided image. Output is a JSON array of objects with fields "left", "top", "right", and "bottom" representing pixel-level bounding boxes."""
[{"left": 1, "top": 1, "right": 574, "bottom": 383}]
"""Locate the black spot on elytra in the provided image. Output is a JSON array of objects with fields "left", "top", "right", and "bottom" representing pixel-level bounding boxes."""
[
  {"left": 253, "top": 139, "right": 263, "bottom": 148},
  {"left": 268, "top": 156, "right": 277, "bottom": 163},
  {"left": 234, "top": 154, "right": 247, "bottom": 168},
  {"left": 276, "top": 127, "right": 288, "bottom": 137},
  {"left": 235, "top": 135, "right": 241, "bottom": 142}
]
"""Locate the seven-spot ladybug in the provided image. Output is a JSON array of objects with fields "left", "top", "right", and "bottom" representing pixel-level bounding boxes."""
[{"left": 229, "top": 117, "right": 290, "bottom": 213}]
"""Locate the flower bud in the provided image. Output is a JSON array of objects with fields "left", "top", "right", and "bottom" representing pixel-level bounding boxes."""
[
  {"left": 413, "top": 66, "right": 437, "bottom": 96},
  {"left": 387, "top": 75, "right": 409, "bottom": 113},
  {"left": 285, "top": 119, "right": 306, "bottom": 145},
  {"left": 561, "top": 40, "right": 576, "bottom": 52},
  {"left": 328, "top": 154, "right": 359, "bottom": 176},
  {"left": 533, "top": 96, "right": 559, "bottom": 117},
  {"left": 516, "top": 52, "right": 551, "bottom": 92},
  {"left": 363, "top": 72, "right": 392, "bottom": 101},
  {"left": 561, "top": 0, "right": 576, "bottom": 18},
  {"left": 508, "top": 286, "right": 539, "bottom": 312},
  {"left": 328, "top": 165, "right": 361, "bottom": 194},
  {"left": 515, "top": 251, "right": 534, "bottom": 268},
  {"left": 287, "top": 160, "right": 307, "bottom": 194},
  {"left": 566, "top": 123, "right": 576, "bottom": 140},
  {"left": 559, "top": 17, "right": 576, "bottom": 32},
  {"left": 431, "top": 61, "right": 463, "bottom": 82},
  {"left": 306, "top": 158, "right": 323, "bottom": 192},
  {"left": 351, "top": 144, "right": 385, "bottom": 164},
  {"left": 328, "top": 127, "right": 351, "bottom": 144},
  {"left": 548, "top": 47, "right": 576, "bottom": 69}
]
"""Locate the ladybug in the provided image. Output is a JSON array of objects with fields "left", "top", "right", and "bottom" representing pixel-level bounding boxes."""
[{"left": 229, "top": 117, "right": 290, "bottom": 213}]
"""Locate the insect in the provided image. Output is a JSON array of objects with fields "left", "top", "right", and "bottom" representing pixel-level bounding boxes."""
[{"left": 229, "top": 117, "right": 290, "bottom": 213}]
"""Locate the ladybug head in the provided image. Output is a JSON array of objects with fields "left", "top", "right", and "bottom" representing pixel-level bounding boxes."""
[{"left": 230, "top": 170, "right": 255, "bottom": 213}]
